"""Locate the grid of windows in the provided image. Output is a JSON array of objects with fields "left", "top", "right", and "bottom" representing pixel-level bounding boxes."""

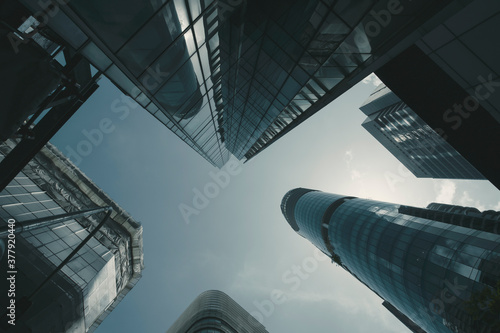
[
  {"left": 0, "top": 166, "right": 118, "bottom": 332},
  {"left": 330, "top": 199, "right": 500, "bottom": 333},
  {"left": 415, "top": 0, "right": 500, "bottom": 123},
  {"left": 294, "top": 191, "right": 346, "bottom": 255},
  {"left": 360, "top": 84, "right": 485, "bottom": 179},
  {"left": 0, "top": 141, "right": 143, "bottom": 332},
  {"left": 284, "top": 189, "right": 500, "bottom": 333},
  {"left": 19, "top": 0, "right": 453, "bottom": 166},
  {"left": 167, "top": 290, "right": 269, "bottom": 333}
]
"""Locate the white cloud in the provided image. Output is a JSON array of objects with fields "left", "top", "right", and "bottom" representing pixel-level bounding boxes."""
[
  {"left": 362, "top": 73, "right": 382, "bottom": 87},
  {"left": 434, "top": 180, "right": 457, "bottom": 203},
  {"left": 458, "top": 190, "right": 474, "bottom": 207},
  {"left": 287, "top": 291, "right": 405, "bottom": 333},
  {"left": 457, "top": 190, "right": 489, "bottom": 211},
  {"left": 344, "top": 150, "right": 353, "bottom": 165},
  {"left": 350, "top": 169, "right": 362, "bottom": 180},
  {"left": 494, "top": 201, "right": 500, "bottom": 211}
]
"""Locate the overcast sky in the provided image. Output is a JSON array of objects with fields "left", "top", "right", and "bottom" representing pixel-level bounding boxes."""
[{"left": 51, "top": 74, "right": 500, "bottom": 333}]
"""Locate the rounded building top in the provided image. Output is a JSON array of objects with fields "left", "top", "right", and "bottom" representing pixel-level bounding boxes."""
[
  {"left": 166, "top": 290, "right": 269, "bottom": 333},
  {"left": 281, "top": 188, "right": 317, "bottom": 231}
]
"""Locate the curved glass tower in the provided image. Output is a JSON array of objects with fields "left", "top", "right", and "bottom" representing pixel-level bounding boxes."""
[
  {"left": 166, "top": 290, "right": 269, "bottom": 333},
  {"left": 281, "top": 188, "right": 500, "bottom": 333}
]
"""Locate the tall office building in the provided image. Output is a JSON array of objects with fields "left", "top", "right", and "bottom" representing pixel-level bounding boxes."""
[
  {"left": 376, "top": 0, "right": 500, "bottom": 189},
  {"left": 0, "top": 139, "right": 144, "bottom": 332},
  {"left": 166, "top": 290, "right": 269, "bottom": 333},
  {"left": 359, "top": 83, "right": 485, "bottom": 179},
  {"left": 2, "top": 0, "right": 472, "bottom": 169},
  {"left": 281, "top": 188, "right": 500, "bottom": 333}
]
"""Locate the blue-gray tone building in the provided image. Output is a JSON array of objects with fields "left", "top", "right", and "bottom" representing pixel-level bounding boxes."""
[
  {"left": 375, "top": 0, "right": 500, "bottom": 189},
  {"left": 166, "top": 290, "right": 269, "bottom": 333},
  {"left": 359, "top": 83, "right": 485, "bottom": 180},
  {"left": 4, "top": 0, "right": 469, "bottom": 167},
  {"left": 281, "top": 188, "right": 500, "bottom": 333},
  {"left": 0, "top": 139, "right": 144, "bottom": 332}
]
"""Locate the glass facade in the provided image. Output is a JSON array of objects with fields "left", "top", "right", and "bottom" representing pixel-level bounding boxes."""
[
  {"left": 0, "top": 139, "right": 144, "bottom": 332},
  {"left": 166, "top": 290, "right": 269, "bottom": 333},
  {"left": 16, "top": 0, "right": 458, "bottom": 167},
  {"left": 415, "top": 0, "right": 500, "bottom": 124},
  {"left": 360, "top": 84, "right": 485, "bottom": 179},
  {"left": 281, "top": 188, "right": 500, "bottom": 333}
]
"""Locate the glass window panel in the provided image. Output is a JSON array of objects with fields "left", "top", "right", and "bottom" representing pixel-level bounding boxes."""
[
  {"left": 300, "top": 53, "right": 321, "bottom": 74},
  {"left": 146, "top": 102, "right": 159, "bottom": 113},
  {"left": 105, "top": 65, "right": 140, "bottom": 98},
  {"left": 141, "top": 36, "right": 192, "bottom": 93},
  {"left": 189, "top": 0, "right": 202, "bottom": 20},
  {"left": 208, "top": 33, "right": 219, "bottom": 53},
  {"left": 333, "top": 0, "right": 376, "bottom": 28},
  {"left": 118, "top": 3, "right": 183, "bottom": 76},
  {"left": 44, "top": 10, "right": 87, "bottom": 49},
  {"left": 199, "top": 45, "right": 211, "bottom": 80},
  {"left": 155, "top": 59, "right": 202, "bottom": 120},
  {"left": 291, "top": 66, "right": 309, "bottom": 85},
  {"left": 81, "top": 42, "right": 112, "bottom": 71},
  {"left": 69, "top": 0, "right": 165, "bottom": 51},
  {"left": 174, "top": 0, "right": 191, "bottom": 31},
  {"left": 307, "top": 78, "right": 325, "bottom": 96},
  {"left": 194, "top": 19, "right": 206, "bottom": 47},
  {"left": 280, "top": 76, "right": 301, "bottom": 100},
  {"left": 203, "top": 0, "right": 214, "bottom": 8},
  {"left": 136, "top": 93, "right": 150, "bottom": 107},
  {"left": 314, "top": 70, "right": 343, "bottom": 90}
]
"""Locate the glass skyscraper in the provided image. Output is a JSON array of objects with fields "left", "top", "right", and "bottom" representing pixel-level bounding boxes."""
[
  {"left": 7, "top": 0, "right": 465, "bottom": 167},
  {"left": 0, "top": 139, "right": 144, "bottom": 332},
  {"left": 166, "top": 290, "right": 269, "bottom": 333},
  {"left": 375, "top": 0, "right": 500, "bottom": 189},
  {"left": 281, "top": 188, "right": 500, "bottom": 333},
  {"left": 359, "top": 83, "right": 485, "bottom": 179}
]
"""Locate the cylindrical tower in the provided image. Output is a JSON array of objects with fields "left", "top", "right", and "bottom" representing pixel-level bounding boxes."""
[
  {"left": 166, "top": 290, "right": 269, "bottom": 333},
  {"left": 281, "top": 188, "right": 500, "bottom": 333}
]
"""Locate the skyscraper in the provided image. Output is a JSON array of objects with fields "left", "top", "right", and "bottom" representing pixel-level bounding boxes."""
[
  {"left": 281, "top": 188, "right": 500, "bottom": 333},
  {"left": 2, "top": 0, "right": 468, "bottom": 169},
  {"left": 375, "top": 0, "right": 500, "bottom": 189},
  {"left": 0, "top": 139, "right": 144, "bottom": 332},
  {"left": 166, "top": 290, "right": 269, "bottom": 333},
  {"left": 359, "top": 83, "right": 485, "bottom": 179}
]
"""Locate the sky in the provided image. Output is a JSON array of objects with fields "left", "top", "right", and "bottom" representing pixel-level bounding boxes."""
[{"left": 51, "top": 73, "right": 500, "bottom": 333}]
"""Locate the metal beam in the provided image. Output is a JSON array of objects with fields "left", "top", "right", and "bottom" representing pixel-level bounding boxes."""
[
  {"left": 0, "top": 81, "right": 98, "bottom": 192},
  {"left": 1, "top": 209, "right": 113, "bottom": 328},
  {"left": 0, "top": 206, "right": 111, "bottom": 238}
]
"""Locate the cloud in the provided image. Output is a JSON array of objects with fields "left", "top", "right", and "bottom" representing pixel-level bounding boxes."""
[
  {"left": 458, "top": 190, "right": 474, "bottom": 207},
  {"left": 434, "top": 180, "right": 456, "bottom": 203},
  {"left": 457, "top": 190, "right": 488, "bottom": 211},
  {"left": 344, "top": 150, "right": 353, "bottom": 165},
  {"left": 287, "top": 290, "right": 404, "bottom": 333},
  {"left": 350, "top": 169, "right": 362, "bottom": 180},
  {"left": 362, "top": 73, "right": 382, "bottom": 87},
  {"left": 494, "top": 201, "right": 500, "bottom": 211}
]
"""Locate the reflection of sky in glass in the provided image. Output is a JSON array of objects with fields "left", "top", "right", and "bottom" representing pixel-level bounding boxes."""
[{"left": 41, "top": 0, "right": 448, "bottom": 167}]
